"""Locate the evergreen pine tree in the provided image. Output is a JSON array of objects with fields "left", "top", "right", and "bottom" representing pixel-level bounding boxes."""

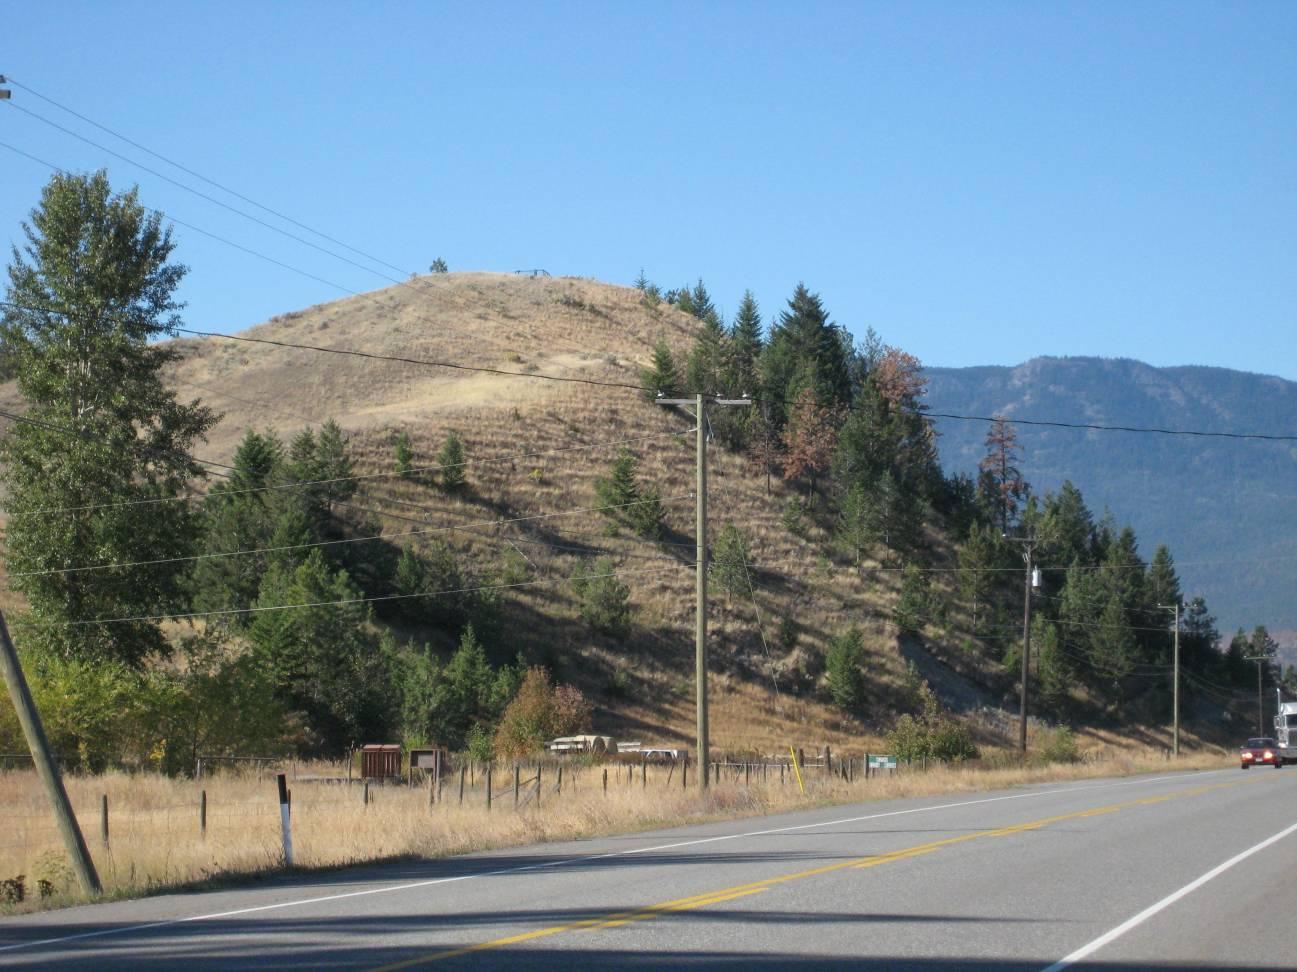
[
  {"left": 193, "top": 430, "right": 283, "bottom": 619},
  {"left": 978, "top": 416, "right": 1026, "bottom": 535},
  {"left": 641, "top": 337, "right": 681, "bottom": 400},
  {"left": 825, "top": 627, "right": 867, "bottom": 711},
  {"left": 393, "top": 430, "right": 413, "bottom": 475},
  {"left": 438, "top": 431, "right": 467, "bottom": 491},
  {"left": 761, "top": 282, "right": 852, "bottom": 425}
]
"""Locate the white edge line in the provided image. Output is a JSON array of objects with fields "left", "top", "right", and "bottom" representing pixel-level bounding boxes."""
[
  {"left": 1040, "top": 816, "right": 1297, "bottom": 972},
  {"left": 0, "top": 768, "right": 1227, "bottom": 954}
]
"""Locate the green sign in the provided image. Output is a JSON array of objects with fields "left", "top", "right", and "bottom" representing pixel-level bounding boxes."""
[{"left": 867, "top": 755, "right": 898, "bottom": 770}]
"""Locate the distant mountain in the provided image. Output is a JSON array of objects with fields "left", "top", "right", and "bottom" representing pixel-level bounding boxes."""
[{"left": 924, "top": 357, "right": 1297, "bottom": 634}]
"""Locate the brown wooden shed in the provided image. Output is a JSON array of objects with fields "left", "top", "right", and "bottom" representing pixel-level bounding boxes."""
[{"left": 360, "top": 744, "right": 402, "bottom": 780}]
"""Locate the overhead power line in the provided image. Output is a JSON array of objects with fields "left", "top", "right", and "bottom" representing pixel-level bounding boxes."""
[
  {"left": 3, "top": 75, "right": 410, "bottom": 279},
  {"left": 0, "top": 414, "right": 689, "bottom": 517},
  {"left": 922, "top": 410, "right": 1297, "bottom": 443},
  {"left": 65, "top": 560, "right": 694, "bottom": 627},
  {"left": 3, "top": 492, "right": 695, "bottom": 580},
  {"left": 5, "top": 101, "right": 400, "bottom": 283},
  {"left": 0, "top": 141, "right": 357, "bottom": 295},
  {"left": 173, "top": 327, "right": 649, "bottom": 391}
]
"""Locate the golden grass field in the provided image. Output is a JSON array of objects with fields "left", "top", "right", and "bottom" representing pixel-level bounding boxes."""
[{"left": 0, "top": 747, "right": 1230, "bottom": 914}]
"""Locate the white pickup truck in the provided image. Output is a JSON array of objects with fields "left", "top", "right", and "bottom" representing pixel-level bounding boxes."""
[{"left": 1274, "top": 698, "right": 1297, "bottom": 764}]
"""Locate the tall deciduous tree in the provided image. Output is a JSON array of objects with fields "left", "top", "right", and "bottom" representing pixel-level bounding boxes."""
[
  {"left": 978, "top": 415, "right": 1026, "bottom": 534},
  {"left": 0, "top": 171, "right": 217, "bottom": 664}
]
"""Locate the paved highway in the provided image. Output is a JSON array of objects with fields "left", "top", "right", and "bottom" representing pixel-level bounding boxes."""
[{"left": 2, "top": 767, "right": 1295, "bottom": 969}]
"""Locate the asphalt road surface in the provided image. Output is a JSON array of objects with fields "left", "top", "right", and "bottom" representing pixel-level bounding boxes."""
[{"left": 3, "top": 767, "right": 1295, "bottom": 970}]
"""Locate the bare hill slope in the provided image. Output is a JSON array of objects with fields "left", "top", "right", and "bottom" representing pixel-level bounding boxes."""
[{"left": 4, "top": 273, "right": 1017, "bottom": 755}]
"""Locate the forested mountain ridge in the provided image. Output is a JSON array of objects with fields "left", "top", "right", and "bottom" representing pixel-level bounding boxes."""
[{"left": 924, "top": 357, "right": 1297, "bottom": 632}]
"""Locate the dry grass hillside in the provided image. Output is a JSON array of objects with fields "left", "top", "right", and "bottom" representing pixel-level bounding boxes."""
[
  {"left": 153, "top": 272, "right": 1022, "bottom": 755},
  {"left": 3, "top": 273, "right": 1071, "bottom": 755}
]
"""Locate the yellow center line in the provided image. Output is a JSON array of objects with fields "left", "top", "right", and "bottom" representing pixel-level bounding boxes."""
[{"left": 369, "top": 774, "right": 1278, "bottom": 971}]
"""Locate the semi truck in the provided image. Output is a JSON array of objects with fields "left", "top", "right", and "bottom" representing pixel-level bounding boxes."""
[{"left": 1274, "top": 693, "right": 1297, "bottom": 763}]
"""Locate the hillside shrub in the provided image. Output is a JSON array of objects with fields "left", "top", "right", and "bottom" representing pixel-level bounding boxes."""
[
  {"left": 884, "top": 679, "right": 979, "bottom": 764},
  {"left": 1037, "top": 726, "right": 1080, "bottom": 764},
  {"left": 492, "top": 666, "right": 593, "bottom": 760},
  {"left": 572, "top": 558, "right": 631, "bottom": 635}
]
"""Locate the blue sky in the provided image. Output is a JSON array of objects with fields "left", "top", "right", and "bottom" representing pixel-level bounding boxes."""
[{"left": 3, "top": 2, "right": 1294, "bottom": 379}]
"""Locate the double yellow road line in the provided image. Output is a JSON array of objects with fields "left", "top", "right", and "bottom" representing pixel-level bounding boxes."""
[{"left": 372, "top": 775, "right": 1270, "bottom": 970}]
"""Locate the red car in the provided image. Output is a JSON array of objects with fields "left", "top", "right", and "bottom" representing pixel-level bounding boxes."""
[{"left": 1240, "top": 737, "right": 1283, "bottom": 769}]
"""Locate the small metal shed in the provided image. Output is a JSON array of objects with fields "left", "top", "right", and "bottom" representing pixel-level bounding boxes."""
[{"left": 360, "top": 744, "right": 402, "bottom": 780}]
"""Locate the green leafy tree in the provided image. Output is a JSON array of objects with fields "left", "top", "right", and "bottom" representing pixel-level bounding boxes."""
[
  {"left": 0, "top": 171, "right": 218, "bottom": 664},
  {"left": 825, "top": 627, "right": 867, "bottom": 712},
  {"left": 492, "top": 666, "right": 593, "bottom": 760},
  {"left": 429, "top": 258, "right": 449, "bottom": 273},
  {"left": 438, "top": 431, "right": 467, "bottom": 491}
]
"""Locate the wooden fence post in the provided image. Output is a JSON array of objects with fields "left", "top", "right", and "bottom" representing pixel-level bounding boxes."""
[
  {"left": 556, "top": 764, "right": 563, "bottom": 793},
  {"left": 486, "top": 766, "right": 493, "bottom": 811},
  {"left": 362, "top": 781, "right": 370, "bottom": 806},
  {"left": 825, "top": 745, "right": 832, "bottom": 777},
  {"left": 641, "top": 759, "right": 646, "bottom": 788},
  {"left": 459, "top": 765, "right": 466, "bottom": 805},
  {"left": 200, "top": 790, "right": 207, "bottom": 838},
  {"left": 602, "top": 767, "right": 608, "bottom": 794},
  {"left": 682, "top": 758, "right": 688, "bottom": 789},
  {"left": 536, "top": 764, "right": 542, "bottom": 808},
  {"left": 100, "top": 794, "right": 109, "bottom": 850},
  {"left": 514, "top": 765, "right": 520, "bottom": 808}
]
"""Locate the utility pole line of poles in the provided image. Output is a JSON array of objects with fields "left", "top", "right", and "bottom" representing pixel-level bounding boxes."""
[
  {"left": 1158, "top": 602, "right": 1181, "bottom": 757},
  {"left": 1244, "top": 655, "right": 1271, "bottom": 736},
  {"left": 657, "top": 392, "right": 751, "bottom": 789},
  {"left": 0, "top": 610, "right": 102, "bottom": 896},
  {"left": 1004, "top": 534, "right": 1037, "bottom": 753}
]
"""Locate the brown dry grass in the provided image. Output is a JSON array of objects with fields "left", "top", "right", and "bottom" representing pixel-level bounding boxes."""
[
  {"left": 0, "top": 272, "right": 1192, "bottom": 764},
  {"left": 0, "top": 747, "right": 1229, "bottom": 914}
]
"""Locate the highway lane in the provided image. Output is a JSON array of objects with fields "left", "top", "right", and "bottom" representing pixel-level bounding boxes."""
[{"left": 2, "top": 767, "right": 1295, "bottom": 969}]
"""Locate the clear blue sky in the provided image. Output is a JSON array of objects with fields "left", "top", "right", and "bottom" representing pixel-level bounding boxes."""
[{"left": 3, "top": 2, "right": 1294, "bottom": 379}]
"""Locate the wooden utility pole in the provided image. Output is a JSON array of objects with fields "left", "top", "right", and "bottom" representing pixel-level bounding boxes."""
[
  {"left": 656, "top": 393, "right": 751, "bottom": 788},
  {"left": 1159, "top": 602, "right": 1181, "bottom": 756},
  {"left": 1005, "top": 535, "right": 1037, "bottom": 753},
  {"left": 0, "top": 610, "right": 101, "bottom": 895},
  {"left": 1245, "top": 655, "right": 1270, "bottom": 735}
]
